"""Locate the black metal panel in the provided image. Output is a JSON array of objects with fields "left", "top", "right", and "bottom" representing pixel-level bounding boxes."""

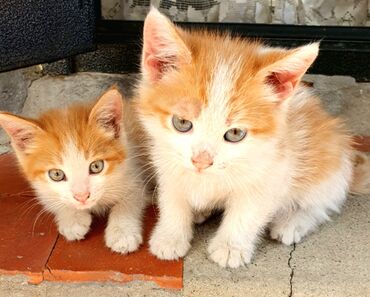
[
  {"left": 0, "top": 0, "right": 98, "bottom": 72},
  {"left": 96, "top": 20, "right": 370, "bottom": 81},
  {"left": 97, "top": 20, "right": 370, "bottom": 46}
]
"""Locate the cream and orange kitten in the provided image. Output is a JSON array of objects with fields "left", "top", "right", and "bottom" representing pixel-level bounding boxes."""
[
  {"left": 0, "top": 88, "right": 146, "bottom": 254},
  {"left": 135, "top": 8, "right": 370, "bottom": 268}
]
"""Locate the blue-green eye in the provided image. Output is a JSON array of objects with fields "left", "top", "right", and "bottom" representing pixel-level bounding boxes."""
[
  {"left": 89, "top": 160, "right": 104, "bottom": 174},
  {"left": 48, "top": 169, "right": 66, "bottom": 182},
  {"left": 172, "top": 115, "right": 193, "bottom": 133},
  {"left": 224, "top": 128, "right": 247, "bottom": 143}
]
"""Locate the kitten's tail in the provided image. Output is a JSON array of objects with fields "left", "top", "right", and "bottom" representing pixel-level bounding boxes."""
[{"left": 350, "top": 152, "right": 370, "bottom": 195}]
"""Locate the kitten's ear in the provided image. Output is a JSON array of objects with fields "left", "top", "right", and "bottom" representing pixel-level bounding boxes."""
[
  {"left": 89, "top": 87, "right": 123, "bottom": 138},
  {"left": 0, "top": 112, "right": 41, "bottom": 152},
  {"left": 258, "top": 43, "right": 319, "bottom": 102},
  {"left": 142, "top": 7, "right": 191, "bottom": 83}
]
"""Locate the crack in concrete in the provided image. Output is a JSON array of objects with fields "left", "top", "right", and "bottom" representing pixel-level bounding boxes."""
[{"left": 288, "top": 243, "right": 296, "bottom": 297}]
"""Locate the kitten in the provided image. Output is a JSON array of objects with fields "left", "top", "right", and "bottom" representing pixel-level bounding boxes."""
[
  {"left": 0, "top": 87, "right": 146, "bottom": 254},
  {"left": 134, "top": 8, "right": 370, "bottom": 268}
]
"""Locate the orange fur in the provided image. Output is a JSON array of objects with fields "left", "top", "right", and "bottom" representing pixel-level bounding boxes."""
[
  {"left": 7, "top": 101, "right": 126, "bottom": 181},
  {"left": 137, "top": 32, "right": 294, "bottom": 136},
  {"left": 134, "top": 9, "right": 369, "bottom": 267},
  {"left": 290, "top": 95, "right": 353, "bottom": 188},
  {"left": 0, "top": 87, "right": 148, "bottom": 250},
  {"left": 136, "top": 23, "right": 355, "bottom": 190}
]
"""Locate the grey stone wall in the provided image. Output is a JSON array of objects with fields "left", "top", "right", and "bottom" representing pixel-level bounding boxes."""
[{"left": 0, "top": 70, "right": 137, "bottom": 154}]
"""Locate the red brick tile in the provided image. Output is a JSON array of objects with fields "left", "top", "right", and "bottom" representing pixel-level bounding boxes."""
[
  {"left": 44, "top": 207, "right": 183, "bottom": 289},
  {"left": 0, "top": 154, "right": 58, "bottom": 284},
  {"left": 353, "top": 136, "right": 370, "bottom": 152}
]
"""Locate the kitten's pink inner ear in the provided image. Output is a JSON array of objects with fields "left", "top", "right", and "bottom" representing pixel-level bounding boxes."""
[
  {"left": 0, "top": 114, "right": 39, "bottom": 151},
  {"left": 266, "top": 71, "right": 297, "bottom": 101},
  {"left": 262, "top": 43, "right": 319, "bottom": 102},
  {"left": 142, "top": 7, "right": 191, "bottom": 82},
  {"left": 90, "top": 88, "right": 123, "bottom": 138}
]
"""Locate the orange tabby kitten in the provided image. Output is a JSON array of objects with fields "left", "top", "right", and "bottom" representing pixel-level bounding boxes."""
[
  {"left": 135, "top": 8, "right": 370, "bottom": 268},
  {"left": 0, "top": 87, "right": 146, "bottom": 254}
]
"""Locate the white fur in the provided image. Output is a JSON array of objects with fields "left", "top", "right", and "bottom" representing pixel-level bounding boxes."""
[
  {"left": 32, "top": 137, "right": 146, "bottom": 253},
  {"left": 270, "top": 153, "right": 352, "bottom": 245},
  {"left": 140, "top": 58, "right": 352, "bottom": 268}
]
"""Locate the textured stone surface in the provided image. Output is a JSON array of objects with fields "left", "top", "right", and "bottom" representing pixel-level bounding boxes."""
[
  {"left": 0, "top": 66, "right": 43, "bottom": 146},
  {"left": 0, "top": 69, "right": 28, "bottom": 114},
  {"left": 183, "top": 217, "right": 292, "bottom": 297},
  {"left": 22, "top": 72, "right": 137, "bottom": 117},
  {"left": 101, "top": 0, "right": 370, "bottom": 25},
  {"left": 340, "top": 82, "right": 370, "bottom": 136},
  {"left": 0, "top": 275, "right": 179, "bottom": 297},
  {"left": 292, "top": 197, "right": 370, "bottom": 297},
  {"left": 303, "top": 74, "right": 356, "bottom": 116}
]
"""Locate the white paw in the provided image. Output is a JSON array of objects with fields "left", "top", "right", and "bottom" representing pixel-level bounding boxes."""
[
  {"left": 58, "top": 214, "right": 92, "bottom": 241},
  {"left": 149, "top": 229, "right": 191, "bottom": 260},
  {"left": 105, "top": 225, "right": 143, "bottom": 254},
  {"left": 208, "top": 237, "right": 252, "bottom": 268},
  {"left": 270, "top": 225, "right": 303, "bottom": 245},
  {"left": 193, "top": 210, "right": 211, "bottom": 224}
]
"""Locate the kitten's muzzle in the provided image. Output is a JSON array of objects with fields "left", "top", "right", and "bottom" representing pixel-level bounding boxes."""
[
  {"left": 73, "top": 192, "right": 90, "bottom": 203},
  {"left": 191, "top": 151, "right": 214, "bottom": 170}
]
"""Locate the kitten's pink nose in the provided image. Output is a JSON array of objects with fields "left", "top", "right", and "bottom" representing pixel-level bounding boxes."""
[
  {"left": 73, "top": 192, "right": 90, "bottom": 203},
  {"left": 192, "top": 151, "right": 214, "bottom": 170}
]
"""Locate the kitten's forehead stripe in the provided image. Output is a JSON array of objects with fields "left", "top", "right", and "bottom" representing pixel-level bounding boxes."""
[
  {"left": 207, "top": 60, "right": 240, "bottom": 114},
  {"left": 137, "top": 31, "right": 278, "bottom": 135}
]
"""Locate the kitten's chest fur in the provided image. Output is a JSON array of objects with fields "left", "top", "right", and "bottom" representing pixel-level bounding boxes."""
[{"left": 163, "top": 171, "right": 233, "bottom": 210}]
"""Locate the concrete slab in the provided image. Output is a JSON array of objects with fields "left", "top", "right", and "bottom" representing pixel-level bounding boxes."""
[
  {"left": 0, "top": 275, "right": 180, "bottom": 297},
  {"left": 291, "top": 196, "right": 370, "bottom": 297},
  {"left": 183, "top": 217, "right": 292, "bottom": 297}
]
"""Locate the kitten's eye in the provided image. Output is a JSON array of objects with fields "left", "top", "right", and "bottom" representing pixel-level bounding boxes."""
[
  {"left": 224, "top": 128, "right": 247, "bottom": 143},
  {"left": 89, "top": 160, "right": 104, "bottom": 174},
  {"left": 172, "top": 115, "right": 193, "bottom": 133},
  {"left": 48, "top": 169, "right": 66, "bottom": 182}
]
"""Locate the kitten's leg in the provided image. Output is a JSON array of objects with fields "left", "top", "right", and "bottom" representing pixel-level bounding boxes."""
[
  {"left": 208, "top": 195, "right": 272, "bottom": 268},
  {"left": 270, "top": 207, "right": 329, "bottom": 245},
  {"left": 105, "top": 187, "right": 145, "bottom": 254},
  {"left": 270, "top": 169, "right": 349, "bottom": 245},
  {"left": 54, "top": 208, "right": 92, "bottom": 241},
  {"left": 149, "top": 187, "right": 193, "bottom": 260}
]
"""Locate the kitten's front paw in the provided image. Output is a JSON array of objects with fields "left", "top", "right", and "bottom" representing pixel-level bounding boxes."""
[
  {"left": 149, "top": 229, "right": 191, "bottom": 260},
  {"left": 58, "top": 213, "right": 92, "bottom": 241},
  {"left": 208, "top": 237, "right": 252, "bottom": 268},
  {"left": 105, "top": 225, "right": 143, "bottom": 254}
]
